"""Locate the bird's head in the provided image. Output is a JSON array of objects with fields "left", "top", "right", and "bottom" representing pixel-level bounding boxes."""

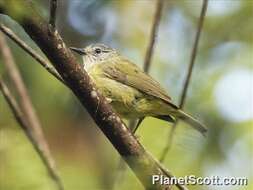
[{"left": 70, "top": 43, "right": 118, "bottom": 70}]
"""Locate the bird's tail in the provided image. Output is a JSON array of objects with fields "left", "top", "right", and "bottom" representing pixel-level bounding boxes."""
[{"left": 172, "top": 109, "right": 207, "bottom": 136}]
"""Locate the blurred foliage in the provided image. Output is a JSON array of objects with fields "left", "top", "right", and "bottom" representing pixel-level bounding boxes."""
[{"left": 0, "top": 0, "right": 252, "bottom": 190}]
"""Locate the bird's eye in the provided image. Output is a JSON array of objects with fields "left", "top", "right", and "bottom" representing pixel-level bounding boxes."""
[{"left": 95, "top": 48, "right": 101, "bottom": 54}]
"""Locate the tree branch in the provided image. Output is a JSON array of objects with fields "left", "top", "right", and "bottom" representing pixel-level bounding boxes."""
[
  {"left": 159, "top": 0, "right": 208, "bottom": 163},
  {"left": 0, "top": 24, "right": 64, "bottom": 83},
  {"left": 49, "top": 0, "right": 57, "bottom": 29},
  {"left": 179, "top": 0, "right": 208, "bottom": 108},
  {"left": 0, "top": 2, "right": 173, "bottom": 189},
  {"left": 132, "top": 0, "right": 164, "bottom": 136},
  {"left": 0, "top": 77, "right": 64, "bottom": 190},
  {"left": 0, "top": 33, "right": 64, "bottom": 190},
  {"left": 143, "top": 0, "right": 164, "bottom": 73}
]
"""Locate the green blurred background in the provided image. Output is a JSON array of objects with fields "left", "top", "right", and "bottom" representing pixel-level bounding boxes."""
[{"left": 0, "top": 0, "right": 252, "bottom": 190}]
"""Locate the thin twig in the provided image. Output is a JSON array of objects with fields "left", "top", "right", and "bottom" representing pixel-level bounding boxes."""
[
  {"left": 179, "top": 0, "right": 208, "bottom": 108},
  {"left": 49, "top": 0, "right": 57, "bottom": 29},
  {"left": 0, "top": 34, "right": 64, "bottom": 190},
  {"left": 159, "top": 0, "right": 208, "bottom": 163},
  {"left": 0, "top": 24, "right": 64, "bottom": 83},
  {"left": 0, "top": 77, "right": 64, "bottom": 190},
  {"left": 134, "top": 0, "right": 164, "bottom": 134},
  {"left": 112, "top": 0, "right": 164, "bottom": 189},
  {"left": 143, "top": 0, "right": 164, "bottom": 73}
]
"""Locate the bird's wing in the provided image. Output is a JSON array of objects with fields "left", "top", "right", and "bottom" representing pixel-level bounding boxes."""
[{"left": 101, "top": 58, "right": 176, "bottom": 106}]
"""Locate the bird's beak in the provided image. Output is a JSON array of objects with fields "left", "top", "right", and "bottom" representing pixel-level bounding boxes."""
[{"left": 70, "top": 47, "right": 86, "bottom": 55}]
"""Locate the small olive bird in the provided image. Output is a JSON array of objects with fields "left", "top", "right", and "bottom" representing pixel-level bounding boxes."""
[{"left": 70, "top": 44, "right": 207, "bottom": 135}]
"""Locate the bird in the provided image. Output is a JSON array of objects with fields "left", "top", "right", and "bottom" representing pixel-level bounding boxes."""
[{"left": 70, "top": 43, "right": 207, "bottom": 135}]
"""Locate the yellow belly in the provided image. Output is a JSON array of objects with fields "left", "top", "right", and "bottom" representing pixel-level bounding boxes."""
[{"left": 90, "top": 74, "right": 173, "bottom": 119}]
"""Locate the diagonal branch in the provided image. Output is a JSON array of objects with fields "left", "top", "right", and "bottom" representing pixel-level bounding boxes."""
[
  {"left": 0, "top": 24, "right": 64, "bottom": 83},
  {"left": 0, "top": 1, "right": 174, "bottom": 189},
  {"left": 0, "top": 77, "right": 64, "bottom": 190},
  {"left": 0, "top": 33, "right": 64, "bottom": 190},
  {"left": 159, "top": 0, "right": 209, "bottom": 163},
  {"left": 49, "top": 0, "right": 58, "bottom": 29}
]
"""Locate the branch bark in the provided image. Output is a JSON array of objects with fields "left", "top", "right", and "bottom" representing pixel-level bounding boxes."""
[
  {"left": 159, "top": 0, "right": 208, "bottom": 163},
  {"left": 0, "top": 1, "right": 172, "bottom": 189},
  {"left": 0, "top": 33, "right": 64, "bottom": 190},
  {"left": 49, "top": 0, "right": 57, "bottom": 29}
]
